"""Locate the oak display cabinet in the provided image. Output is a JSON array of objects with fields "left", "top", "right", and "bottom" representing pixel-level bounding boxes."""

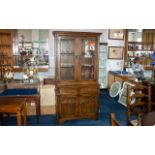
[{"left": 54, "top": 31, "right": 101, "bottom": 123}]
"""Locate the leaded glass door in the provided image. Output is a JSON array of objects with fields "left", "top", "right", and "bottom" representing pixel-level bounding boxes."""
[
  {"left": 80, "top": 38, "right": 97, "bottom": 80},
  {"left": 59, "top": 38, "right": 75, "bottom": 80}
]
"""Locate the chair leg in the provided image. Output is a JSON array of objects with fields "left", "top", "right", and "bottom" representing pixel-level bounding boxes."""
[
  {"left": 0, "top": 113, "right": 4, "bottom": 125},
  {"left": 17, "top": 112, "right": 22, "bottom": 126},
  {"left": 23, "top": 103, "right": 27, "bottom": 126}
]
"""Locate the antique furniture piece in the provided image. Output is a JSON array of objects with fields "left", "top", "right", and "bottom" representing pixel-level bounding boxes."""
[
  {"left": 0, "top": 88, "right": 40, "bottom": 122},
  {"left": 43, "top": 78, "right": 55, "bottom": 85},
  {"left": 110, "top": 113, "right": 121, "bottom": 126},
  {"left": 141, "top": 111, "right": 155, "bottom": 126},
  {"left": 54, "top": 31, "right": 101, "bottom": 123},
  {"left": 0, "top": 98, "right": 27, "bottom": 126},
  {"left": 0, "top": 29, "right": 13, "bottom": 80},
  {"left": 126, "top": 82, "right": 151, "bottom": 125},
  {"left": 108, "top": 71, "right": 133, "bottom": 90}
]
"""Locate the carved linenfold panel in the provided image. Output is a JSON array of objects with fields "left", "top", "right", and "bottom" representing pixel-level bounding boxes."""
[
  {"left": 80, "top": 96, "right": 97, "bottom": 114},
  {"left": 58, "top": 96, "right": 78, "bottom": 117},
  {"left": 61, "top": 103, "right": 77, "bottom": 115}
]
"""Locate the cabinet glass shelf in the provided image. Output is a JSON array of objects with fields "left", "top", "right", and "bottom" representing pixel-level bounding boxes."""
[{"left": 60, "top": 52, "right": 74, "bottom": 54}]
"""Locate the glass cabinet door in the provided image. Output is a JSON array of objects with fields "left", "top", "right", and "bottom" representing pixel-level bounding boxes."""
[
  {"left": 81, "top": 39, "right": 97, "bottom": 80},
  {"left": 60, "top": 38, "right": 75, "bottom": 80},
  {"left": 99, "top": 43, "right": 108, "bottom": 88}
]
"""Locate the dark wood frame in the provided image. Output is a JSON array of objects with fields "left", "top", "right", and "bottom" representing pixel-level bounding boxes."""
[
  {"left": 108, "top": 29, "right": 125, "bottom": 40},
  {"left": 108, "top": 46, "right": 124, "bottom": 59},
  {"left": 54, "top": 31, "right": 101, "bottom": 123}
]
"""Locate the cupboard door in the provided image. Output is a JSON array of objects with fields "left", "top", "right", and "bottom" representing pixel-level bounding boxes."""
[
  {"left": 80, "top": 38, "right": 98, "bottom": 80},
  {"left": 79, "top": 96, "right": 98, "bottom": 116},
  {"left": 59, "top": 37, "right": 76, "bottom": 80},
  {"left": 58, "top": 96, "right": 78, "bottom": 119}
]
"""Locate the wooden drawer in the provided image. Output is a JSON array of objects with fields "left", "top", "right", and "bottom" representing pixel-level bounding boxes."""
[
  {"left": 57, "top": 87, "right": 78, "bottom": 95},
  {"left": 80, "top": 86, "right": 99, "bottom": 94},
  {"left": 59, "top": 96, "right": 77, "bottom": 104}
]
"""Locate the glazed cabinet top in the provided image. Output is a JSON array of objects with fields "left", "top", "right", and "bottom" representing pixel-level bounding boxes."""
[{"left": 54, "top": 31, "right": 101, "bottom": 84}]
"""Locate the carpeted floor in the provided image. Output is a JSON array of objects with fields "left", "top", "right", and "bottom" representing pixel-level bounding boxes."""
[{"left": 2, "top": 89, "right": 128, "bottom": 126}]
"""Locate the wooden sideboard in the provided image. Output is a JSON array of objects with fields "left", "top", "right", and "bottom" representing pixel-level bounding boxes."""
[
  {"left": 108, "top": 71, "right": 155, "bottom": 110},
  {"left": 108, "top": 71, "right": 135, "bottom": 89}
]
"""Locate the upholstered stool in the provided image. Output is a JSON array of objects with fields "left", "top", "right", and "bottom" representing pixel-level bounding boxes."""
[{"left": 0, "top": 98, "right": 27, "bottom": 126}]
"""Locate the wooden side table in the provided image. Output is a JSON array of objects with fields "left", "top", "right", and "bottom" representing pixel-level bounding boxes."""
[
  {"left": 0, "top": 98, "right": 27, "bottom": 126},
  {"left": 0, "top": 88, "right": 40, "bottom": 122}
]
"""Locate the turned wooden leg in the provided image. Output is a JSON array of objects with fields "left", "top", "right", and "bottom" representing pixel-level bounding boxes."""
[
  {"left": 36, "top": 97, "right": 40, "bottom": 123},
  {"left": 0, "top": 113, "right": 4, "bottom": 126},
  {"left": 17, "top": 111, "right": 22, "bottom": 126},
  {"left": 23, "top": 103, "right": 27, "bottom": 126}
]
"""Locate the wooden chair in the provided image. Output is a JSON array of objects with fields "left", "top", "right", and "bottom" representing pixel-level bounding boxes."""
[
  {"left": 110, "top": 113, "right": 121, "bottom": 126},
  {"left": 0, "top": 98, "right": 27, "bottom": 126},
  {"left": 126, "top": 82, "right": 151, "bottom": 126}
]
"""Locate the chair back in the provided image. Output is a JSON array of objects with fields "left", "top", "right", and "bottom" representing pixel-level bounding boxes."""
[{"left": 126, "top": 82, "right": 151, "bottom": 125}]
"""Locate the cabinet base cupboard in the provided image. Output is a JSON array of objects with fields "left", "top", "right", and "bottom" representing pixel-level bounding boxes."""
[{"left": 54, "top": 31, "right": 101, "bottom": 123}]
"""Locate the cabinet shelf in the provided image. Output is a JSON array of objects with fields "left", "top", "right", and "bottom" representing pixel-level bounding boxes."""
[
  {"left": 128, "top": 41, "right": 154, "bottom": 44},
  {"left": 61, "top": 65, "right": 75, "bottom": 67},
  {"left": 128, "top": 49, "right": 154, "bottom": 52},
  {"left": 82, "top": 64, "right": 94, "bottom": 67},
  {"left": 60, "top": 52, "right": 74, "bottom": 54},
  {"left": 82, "top": 56, "right": 93, "bottom": 59}
]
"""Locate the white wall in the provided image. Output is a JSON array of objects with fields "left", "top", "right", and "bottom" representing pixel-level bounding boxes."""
[{"left": 107, "top": 34, "right": 125, "bottom": 71}]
